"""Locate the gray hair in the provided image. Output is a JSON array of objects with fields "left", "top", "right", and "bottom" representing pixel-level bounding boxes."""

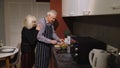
[
  {"left": 23, "top": 15, "right": 36, "bottom": 29},
  {"left": 47, "top": 10, "right": 57, "bottom": 16}
]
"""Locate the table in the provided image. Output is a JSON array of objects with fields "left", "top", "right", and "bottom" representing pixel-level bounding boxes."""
[{"left": 0, "top": 46, "right": 18, "bottom": 68}]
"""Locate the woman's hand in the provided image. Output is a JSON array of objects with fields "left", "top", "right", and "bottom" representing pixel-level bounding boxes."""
[{"left": 36, "top": 24, "right": 41, "bottom": 31}]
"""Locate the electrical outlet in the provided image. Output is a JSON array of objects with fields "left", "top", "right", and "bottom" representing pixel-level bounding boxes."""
[{"left": 107, "top": 44, "right": 119, "bottom": 56}]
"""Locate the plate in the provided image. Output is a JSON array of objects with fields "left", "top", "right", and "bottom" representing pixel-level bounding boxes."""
[{"left": 0, "top": 48, "right": 15, "bottom": 53}]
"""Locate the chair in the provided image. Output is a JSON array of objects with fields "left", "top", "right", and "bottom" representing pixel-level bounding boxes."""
[{"left": 10, "top": 44, "right": 21, "bottom": 68}]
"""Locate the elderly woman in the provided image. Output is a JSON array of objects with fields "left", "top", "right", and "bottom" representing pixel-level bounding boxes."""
[{"left": 21, "top": 15, "right": 39, "bottom": 68}]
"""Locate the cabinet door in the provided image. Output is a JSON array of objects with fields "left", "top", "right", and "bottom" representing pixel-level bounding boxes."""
[
  {"left": 62, "top": 0, "right": 120, "bottom": 16},
  {"left": 62, "top": 0, "right": 73, "bottom": 16},
  {"left": 62, "top": 0, "right": 90, "bottom": 17},
  {"left": 89, "top": 0, "right": 120, "bottom": 15},
  {"left": 77, "top": 0, "right": 90, "bottom": 15}
]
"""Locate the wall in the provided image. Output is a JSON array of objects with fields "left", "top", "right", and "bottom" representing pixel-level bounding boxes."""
[
  {"left": 73, "top": 15, "right": 120, "bottom": 49},
  {"left": 50, "top": 0, "right": 69, "bottom": 38},
  {"left": 4, "top": 0, "right": 69, "bottom": 46},
  {"left": 0, "top": 0, "right": 5, "bottom": 43},
  {"left": 4, "top": 0, "right": 50, "bottom": 46}
]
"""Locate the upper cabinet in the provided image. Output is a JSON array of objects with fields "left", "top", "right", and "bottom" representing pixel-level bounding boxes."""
[
  {"left": 89, "top": 0, "right": 120, "bottom": 15},
  {"left": 62, "top": 0, "right": 90, "bottom": 17},
  {"left": 62, "top": 0, "right": 120, "bottom": 17}
]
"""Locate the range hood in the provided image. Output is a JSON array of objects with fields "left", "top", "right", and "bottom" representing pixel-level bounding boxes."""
[{"left": 63, "top": 14, "right": 120, "bottom": 33}]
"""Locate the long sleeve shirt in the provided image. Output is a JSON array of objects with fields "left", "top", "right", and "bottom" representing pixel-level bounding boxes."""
[
  {"left": 37, "top": 18, "right": 60, "bottom": 44},
  {"left": 21, "top": 27, "right": 38, "bottom": 52}
]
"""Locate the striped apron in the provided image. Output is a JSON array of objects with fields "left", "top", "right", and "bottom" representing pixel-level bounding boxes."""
[{"left": 35, "top": 20, "right": 53, "bottom": 68}]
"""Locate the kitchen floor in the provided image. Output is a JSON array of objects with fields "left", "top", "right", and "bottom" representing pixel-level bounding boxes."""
[
  {"left": 0, "top": 56, "right": 37, "bottom": 68},
  {"left": 0, "top": 60, "right": 34, "bottom": 68},
  {"left": 0, "top": 58, "right": 21, "bottom": 68},
  {"left": 0, "top": 54, "right": 92, "bottom": 68}
]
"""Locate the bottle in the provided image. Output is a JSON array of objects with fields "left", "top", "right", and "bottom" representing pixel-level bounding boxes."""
[
  {"left": 67, "top": 36, "right": 71, "bottom": 45},
  {"left": 67, "top": 45, "right": 70, "bottom": 53}
]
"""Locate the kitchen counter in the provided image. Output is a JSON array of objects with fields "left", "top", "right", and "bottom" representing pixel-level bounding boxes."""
[
  {"left": 53, "top": 47, "right": 91, "bottom": 68},
  {"left": 52, "top": 36, "right": 107, "bottom": 68}
]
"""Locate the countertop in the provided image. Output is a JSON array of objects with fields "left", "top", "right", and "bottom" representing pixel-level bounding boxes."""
[{"left": 53, "top": 47, "right": 91, "bottom": 68}]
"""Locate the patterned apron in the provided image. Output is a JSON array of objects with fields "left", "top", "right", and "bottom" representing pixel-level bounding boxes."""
[{"left": 35, "top": 18, "right": 53, "bottom": 68}]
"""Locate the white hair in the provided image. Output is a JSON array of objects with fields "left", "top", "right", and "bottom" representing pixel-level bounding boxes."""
[
  {"left": 47, "top": 10, "right": 57, "bottom": 16},
  {"left": 23, "top": 15, "right": 36, "bottom": 29}
]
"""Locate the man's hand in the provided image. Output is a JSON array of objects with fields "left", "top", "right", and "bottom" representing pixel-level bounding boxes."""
[
  {"left": 51, "top": 40, "right": 57, "bottom": 44},
  {"left": 57, "top": 39, "right": 64, "bottom": 44}
]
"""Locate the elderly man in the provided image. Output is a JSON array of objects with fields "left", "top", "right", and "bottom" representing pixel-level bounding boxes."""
[{"left": 35, "top": 10, "right": 63, "bottom": 68}]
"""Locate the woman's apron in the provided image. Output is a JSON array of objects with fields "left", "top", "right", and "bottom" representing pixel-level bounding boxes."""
[{"left": 35, "top": 19, "right": 53, "bottom": 68}]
